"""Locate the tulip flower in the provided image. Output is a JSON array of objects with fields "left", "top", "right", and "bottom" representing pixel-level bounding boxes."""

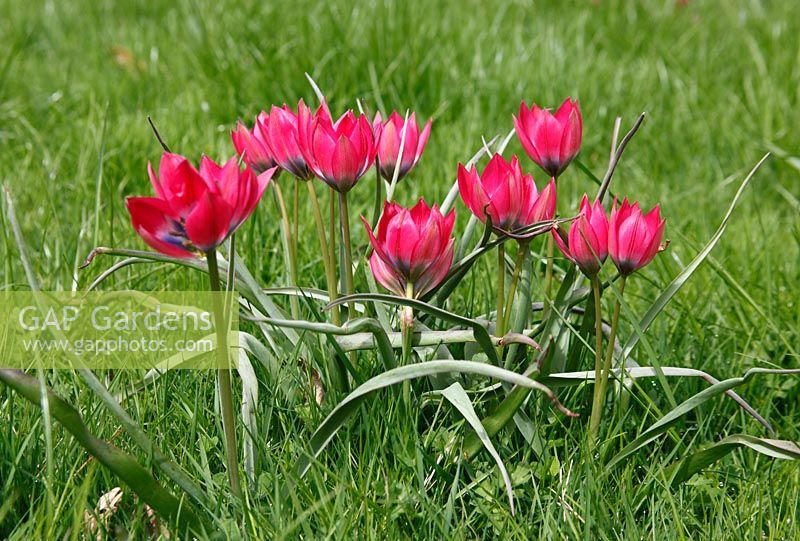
[
  {"left": 608, "top": 198, "right": 666, "bottom": 275},
  {"left": 373, "top": 111, "right": 432, "bottom": 181},
  {"left": 260, "top": 100, "right": 316, "bottom": 180},
  {"left": 298, "top": 104, "right": 377, "bottom": 193},
  {"left": 231, "top": 113, "right": 277, "bottom": 174},
  {"left": 126, "top": 152, "right": 274, "bottom": 258},
  {"left": 553, "top": 195, "right": 609, "bottom": 276},
  {"left": 514, "top": 98, "right": 582, "bottom": 178},
  {"left": 457, "top": 154, "right": 556, "bottom": 232},
  {"left": 362, "top": 199, "right": 455, "bottom": 299}
]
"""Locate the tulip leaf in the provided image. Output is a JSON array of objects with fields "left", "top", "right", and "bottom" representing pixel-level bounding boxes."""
[
  {"left": 289, "top": 360, "right": 573, "bottom": 484},
  {"left": 247, "top": 314, "right": 396, "bottom": 372},
  {"left": 607, "top": 367, "right": 800, "bottom": 468},
  {"left": 540, "top": 366, "right": 773, "bottom": 431},
  {"left": 438, "top": 382, "right": 515, "bottom": 515},
  {"left": 620, "top": 153, "right": 770, "bottom": 361},
  {"left": 328, "top": 293, "right": 499, "bottom": 365},
  {"left": 0, "top": 369, "right": 211, "bottom": 535},
  {"left": 666, "top": 434, "right": 800, "bottom": 487}
]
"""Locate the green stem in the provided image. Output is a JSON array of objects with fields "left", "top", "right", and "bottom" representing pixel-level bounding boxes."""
[
  {"left": 590, "top": 275, "right": 626, "bottom": 446},
  {"left": 502, "top": 242, "right": 531, "bottom": 369},
  {"left": 273, "top": 182, "right": 300, "bottom": 318},
  {"left": 401, "top": 283, "right": 415, "bottom": 365},
  {"left": 338, "top": 190, "right": 355, "bottom": 318},
  {"left": 372, "top": 162, "right": 383, "bottom": 229},
  {"left": 496, "top": 243, "right": 506, "bottom": 339},
  {"left": 503, "top": 243, "right": 527, "bottom": 324},
  {"left": 205, "top": 249, "right": 241, "bottom": 498},
  {"left": 542, "top": 234, "right": 554, "bottom": 317},
  {"left": 292, "top": 179, "right": 300, "bottom": 277},
  {"left": 307, "top": 182, "right": 340, "bottom": 325},
  {"left": 588, "top": 275, "right": 605, "bottom": 448},
  {"left": 328, "top": 188, "right": 338, "bottom": 299}
]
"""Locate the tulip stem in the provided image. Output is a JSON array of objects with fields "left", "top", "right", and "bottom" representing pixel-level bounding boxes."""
[
  {"left": 372, "top": 162, "right": 383, "bottom": 230},
  {"left": 338, "top": 191, "right": 355, "bottom": 319},
  {"left": 589, "top": 275, "right": 625, "bottom": 447},
  {"left": 273, "top": 182, "right": 300, "bottom": 319},
  {"left": 328, "top": 189, "right": 338, "bottom": 297},
  {"left": 292, "top": 180, "right": 300, "bottom": 277},
  {"left": 307, "top": 182, "right": 340, "bottom": 325},
  {"left": 401, "top": 283, "right": 415, "bottom": 365},
  {"left": 495, "top": 243, "right": 506, "bottom": 341},
  {"left": 205, "top": 249, "right": 241, "bottom": 498},
  {"left": 503, "top": 242, "right": 527, "bottom": 331},
  {"left": 543, "top": 234, "right": 554, "bottom": 317},
  {"left": 588, "top": 275, "right": 605, "bottom": 448}
]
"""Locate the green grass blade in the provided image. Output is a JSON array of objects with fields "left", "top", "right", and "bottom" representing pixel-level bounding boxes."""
[{"left": 0, "top": 369, "right": 211, "bottom": 535}]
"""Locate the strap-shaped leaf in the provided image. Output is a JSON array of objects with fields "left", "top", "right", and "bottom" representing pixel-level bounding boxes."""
[
  {"left": 290, "top": 360, "right": 574, "bottom": 483},
  {"left": 328, "top": 293, "right": 499, "bottom": 365},
  {"left": 667, "top": 434, "right": 800, "bottom": 487},
  {"left": 438, "top": 383, "right": 515, "bottom": 515},
  {"left": 608, "top": 367, "right": 800, "bottom": 468}
]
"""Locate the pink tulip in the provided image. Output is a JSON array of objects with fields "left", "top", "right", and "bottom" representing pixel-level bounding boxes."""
[
  {"left": 457, "top": 154, "right": 556, "bottom": 232},
  {"left": 231, "top": 113, "right": 277, "bottom": 174},
  {"left": 362, "top": 199, "right": 455, "bottom": 298},
  {"left": 298, "top": 103, "right": 377, "bottom": 193},
  {"left": 608, "top": 198, "right": 666, "bottom": 275},
  {"left": 126, "top": 152, "right": 274, "bottom": 257},
  {"left": 553, "top": 195, "right": 608, "bottom": 276},
  {"left": 514, "top": 98, "right": 582, "bottom": 177},
  {"left": 260, "top": 100, "right": 316, "bottom": 180},
  {"left": 373, "top": 111, "right": 431, "bottom": 181}
]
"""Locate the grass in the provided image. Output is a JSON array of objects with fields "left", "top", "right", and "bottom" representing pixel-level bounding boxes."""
[{"left": 1, "top": 0, "right": 799, "bottom": 538}]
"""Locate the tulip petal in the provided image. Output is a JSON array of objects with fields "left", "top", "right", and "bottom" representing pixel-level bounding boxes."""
[
  {"left": 126, "top": 197, "right": 195, "bottom": 258},
  {"left": 184, "top": 191, "right": 235, "bottom": 252}
]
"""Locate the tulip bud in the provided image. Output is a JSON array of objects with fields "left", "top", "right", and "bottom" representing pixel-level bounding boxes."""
[
  {"left": 231, "top": 114, "right": 277, "bottom": 174},
  {"left": 608, "top": 198, "right": 666, "bottom": 275},
  {"left": 457, "top": 154, "right": 556, "bottom": 233},
  {"left": 373, "top": 111, "right": 431, "bottom": 182},
  {"left": 553, "top": 195, "right": 608, "bottom": 276},
  {"left": 362, "top": 199, "right": 455, "bottom": 299},
  {"left": 261, "top": 100, "right": 315, "bottom": 180},
  {"left": 127, "top": 152, "right": 274, "bottom": 257},
  {"left": 514, "top": 98, "right": 582, "bottom": 178}
]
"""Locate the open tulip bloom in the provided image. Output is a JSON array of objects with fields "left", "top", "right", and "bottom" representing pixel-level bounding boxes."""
[
  {"left": 514, "top": 97, "right": 582, "bottom": 178},
  {"left": 298, "top": 103, "right": 377, "bottom": 193},
  {"left": 373, "top": 111, "right": 432, "bottom": 182},
  {"left": 362, "top": 199, "right": 455, "bottom": 299},
  {"left": 553, "top": 195, "right": 609, "bottom": 276},
  {"left": 126, "top": 152, "right": 274, "bottom": 257},
  {"left": 457, "top": 153, "right": 556, "bottom": 234},
  {"left": 609, "top": 197, "right": 666, "bottom": 275}
]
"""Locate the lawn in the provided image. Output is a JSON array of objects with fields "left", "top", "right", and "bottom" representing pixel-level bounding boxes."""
[{"left": 1, "top": 0, "right": 799, "bottom": 538}]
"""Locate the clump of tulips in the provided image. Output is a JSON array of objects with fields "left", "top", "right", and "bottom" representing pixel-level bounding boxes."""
[
  {"left": 93, "top": 80, "right": 793, "bottom": 520},
  {"left": 125, "top": 89, "right": 666, "bottom": 493}
]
